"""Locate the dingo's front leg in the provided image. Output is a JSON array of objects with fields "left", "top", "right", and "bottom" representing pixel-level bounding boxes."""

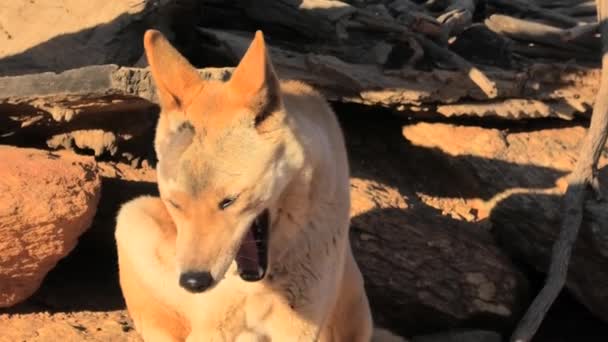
[
  {"left": 318, "top": 249, "right": 373, "bottom": 342},
  {"left": 116, "top": 196, "right": 190, "bottom": 342}
]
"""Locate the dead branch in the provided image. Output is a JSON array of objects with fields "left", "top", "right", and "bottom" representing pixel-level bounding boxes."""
[
  {"left": 488, "top": 0, "right": 582, "bottom": 27},
  {"left": 561, "top": 22, "right": 599, "bottom": 42},
  {"left": 555, "top": 1, "right": 597, "bottom": 17},
  {"left": 511, "top": 41, "right": 598, "bottom": 63},
  {"left": 509, "top": 1, "right": 608, "bottom": 341},
  {"left": 408, "top": 33, "right": 498, "bottom": 98},
  {"left": 534, "top": 0, "right": 592, "bottom": 8},
  {"left": 352, "top": 10, "right": 497, "bottom": 98},
  {"left": 485, "top": 14, "right": 597, "bottom": 52},
  {"left": 437, "top": 0, "right": 475, "bottom": 43}
]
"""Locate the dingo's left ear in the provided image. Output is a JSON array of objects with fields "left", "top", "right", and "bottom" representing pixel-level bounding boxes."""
[
  {"left": 144, "top": 29, "right": 203, "bottom": 113},
  {"left": 229, "top": 31, "right": 280, "bottom": 125}
]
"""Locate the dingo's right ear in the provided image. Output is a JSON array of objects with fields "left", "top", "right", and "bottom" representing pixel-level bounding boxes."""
[{"left": 144, "top": 30, "right": 203, "bottom": 113}]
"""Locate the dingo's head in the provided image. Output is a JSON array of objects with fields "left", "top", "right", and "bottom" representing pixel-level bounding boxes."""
[{"left": 144, "top": 29, "right": 300, "bottom": 293}]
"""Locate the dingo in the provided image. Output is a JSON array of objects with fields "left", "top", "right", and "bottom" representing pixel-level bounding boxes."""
[{"left": 115, "top": 29, "right": 377, "bottom": 341}]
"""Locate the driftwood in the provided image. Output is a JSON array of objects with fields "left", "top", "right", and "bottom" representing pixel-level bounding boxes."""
[
  {"left": 350, "top": 178, "right": 527, "bottom": 336},
  {"left": 485, "top": 14, "right": 598, "bottom": 52},
  {"left": 487, "top": 0, "right": 582, "bottom": 27},
  {"left": 509, "top": 1, "right": 608, "bottom": 341},
  {"left": 490, "top": 187, "right": 608, "bottom": 330},
  {"left": 0, "top": 52, "right": 602, "bottom": 124},
  {"left": 1, "top": 0, "right": 604, "bottom": 121}
]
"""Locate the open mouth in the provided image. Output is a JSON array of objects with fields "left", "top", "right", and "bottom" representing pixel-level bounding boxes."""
[{"left": 235, "top": 210, "right": 269, "bottom": 282}]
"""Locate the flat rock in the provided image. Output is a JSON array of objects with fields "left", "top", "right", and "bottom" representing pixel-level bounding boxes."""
[{"left": 0, "top": 146, "right": 101, "bottom": 307}]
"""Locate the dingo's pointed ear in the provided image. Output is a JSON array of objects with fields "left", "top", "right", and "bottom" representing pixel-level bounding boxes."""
[
  {"left": 144, "top": 30, "right": 202, "bottom": 112},
  {"left": 229, "top": 31, "right": 280, "bottom": 124}
]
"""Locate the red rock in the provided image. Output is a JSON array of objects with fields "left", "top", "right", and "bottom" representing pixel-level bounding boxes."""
[{"left": 0, "top": 147, "right": 101, "bottom": 307}]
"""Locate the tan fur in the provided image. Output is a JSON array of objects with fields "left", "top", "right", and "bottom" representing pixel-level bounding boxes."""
[{"left": 115, "top": 30, "right": 378, "bottom": 341}]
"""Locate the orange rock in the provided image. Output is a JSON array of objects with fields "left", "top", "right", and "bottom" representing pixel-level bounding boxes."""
[{"left": 0, "top": 147, "right": 101, "bottom": 307}]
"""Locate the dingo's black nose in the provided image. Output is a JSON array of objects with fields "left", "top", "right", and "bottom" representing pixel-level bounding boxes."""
[{"left": 179, "top": 271, "right": 213, "bottom": 293}]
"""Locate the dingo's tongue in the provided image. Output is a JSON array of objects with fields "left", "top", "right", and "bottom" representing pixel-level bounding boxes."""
[{"left": 236, "top": 228, "right": 263, "bottom": 281}]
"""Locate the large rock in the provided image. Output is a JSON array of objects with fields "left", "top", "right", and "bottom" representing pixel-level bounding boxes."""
[
  {"left": 0, "top": 146, "right": 101, "bottom": 307},
  {"left": 0, "top": 0, "right": 200, "bottom": 77},
  {"left": 402, "top": 122, "right": 608, "bottom": 322}
]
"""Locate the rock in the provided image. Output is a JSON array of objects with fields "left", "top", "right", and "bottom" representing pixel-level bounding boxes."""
[
  {"left": 47, "top": 130, "right": 118, "bottom": 157},
  {"left": 402, "top": 121, "right": 608, "bottom": 322},
  {"left": 0, "top": 0, "right": 200, "bottom": 77},
  {"left": 0, "top": 146, "right": 101, "bottom": 307},
  {"left": 411, "top": 330, "right": 501, "bottom": 342}
]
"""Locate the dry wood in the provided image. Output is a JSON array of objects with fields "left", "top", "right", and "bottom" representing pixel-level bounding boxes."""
[
  {"left": 240, "top": 0, "right": 355, "bottom": 40},
  {"left": 586, "top": 200, "right": 608, "bottom": 256},
  {"left": 555, "top": 1, "right": 597, "bottom": 17},
  {"left": 511, "top": 41, "right": 598, "bottom": 63},
  {"left": 488, "top": 0, "right": 582, "bottom": 27},
  {"left": 436, "top": 0, "right": 475, "bottom": 43},
  {"left": 352, "top": 10, "right": 498, "bottom": 98},
  {"left": 534, "top": 0, "right": 592, "bottom": 8},
  {"left": 485, "top": 14, "right": 597, "bottom": 52},
  {"left": 561, "top": 22, "right": 599, "bottom": 42},
  {"left": 408, "top": 33, "right": 498, "bottom": 98},
  {"left": 1, "top": 28, "right": 601, "bottom": 121},
  {"left": 510, "top": 1, "right": 608, "bottom": 341}
]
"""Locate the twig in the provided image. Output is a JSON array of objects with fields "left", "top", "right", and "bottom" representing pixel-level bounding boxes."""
[{"left": 509, "top": 1, "right": 608, "bottom": 341}]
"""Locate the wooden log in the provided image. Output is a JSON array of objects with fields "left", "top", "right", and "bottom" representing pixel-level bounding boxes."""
[
  {"left": 561, "top": 22, "right": 599, "bottom": 42},
  {"left": 0, "top": 30, "right": 602, "bottom": 122},
  {"left": 344, "top": 117, "right": 530, "bottom": 335},
  {"left": 511, "top": 41, "right": 599, "bottom": 63},
  {"left": 350, "top": 10, "right": 497, "bottom": 98},
  {"left": 491, "top": 190, "right": 608, "bottom": 331},
  {"left": 485, "top": 14, "right": 598, "bottom": 52},
  {"left": 509, "top": 1, "right": 608, "bottom": 341},
  {"left": 436, "top": 0, "right": 475, "bottom": 43},
  {"left": 534, "top": 0, "right": 592, "bottom": 8},
  {"left": 487, "top": 0, "right": 582, "bottom": 27},
  {"left": 238, "top": 0, "right": 356, "bottom": 40},
  {"left": 555, "top": 1, "right": 597, "bottom": 17}
]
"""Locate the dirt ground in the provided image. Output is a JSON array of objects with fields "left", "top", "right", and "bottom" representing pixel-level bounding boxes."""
[{"left": 1, "top": 108, "right": 607, "bottom": 341}]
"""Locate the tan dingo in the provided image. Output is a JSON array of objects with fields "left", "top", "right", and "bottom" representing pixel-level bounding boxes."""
[{"left": 115, "top": 29, "right": 381, "bottom": 341}]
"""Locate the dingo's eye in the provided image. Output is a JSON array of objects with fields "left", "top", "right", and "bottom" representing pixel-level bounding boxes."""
[{"left": 219, "top": 196, "right": 237, "bottom": 210}]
